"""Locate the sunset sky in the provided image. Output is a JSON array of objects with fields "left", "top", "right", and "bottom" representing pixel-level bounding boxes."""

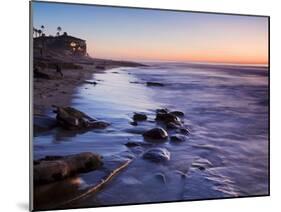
[{"left": 32, "top": 2, "right": 269, "bottom": 65}]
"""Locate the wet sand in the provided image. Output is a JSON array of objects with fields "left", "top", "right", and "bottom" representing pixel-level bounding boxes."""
[{"left": 33, "top": 59, "right": 145, "bottom": 115}]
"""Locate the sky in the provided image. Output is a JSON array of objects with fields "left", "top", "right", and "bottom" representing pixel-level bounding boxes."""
[{"left": 32, "top": 1, "right": 269, "bottom": 65}]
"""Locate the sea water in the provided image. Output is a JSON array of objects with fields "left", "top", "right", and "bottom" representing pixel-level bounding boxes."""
[{"left": 33, "top": 62, "right": 269, "bottom": 207}]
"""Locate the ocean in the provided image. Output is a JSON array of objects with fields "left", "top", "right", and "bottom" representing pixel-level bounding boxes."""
[{"left": 34, "top": 62, "right": 269, "bottom": 207}]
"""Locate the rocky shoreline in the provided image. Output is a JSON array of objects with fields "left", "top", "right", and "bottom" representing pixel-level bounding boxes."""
[{"left": 33, "top": 57, "right": 191, "bottom": 209}]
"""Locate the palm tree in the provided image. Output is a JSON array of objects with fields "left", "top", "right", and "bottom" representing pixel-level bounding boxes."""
[
  {"left": 41, "top": 25, "right": 45, "bottom": 34},
  {"left": 57, "top": 26, "right": 62, "bottom": 36},
  {"left": 38, "top": 29, "right": 42, "bottom": 37},
  {"left": 33, "top": 27, "right": 38, "bottom": 37}
]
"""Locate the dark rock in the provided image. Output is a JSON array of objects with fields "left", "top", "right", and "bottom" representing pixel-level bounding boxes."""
[
  {"left": 156, "top": 108, "right": 169, "bottom": 114},
  {"left": 170, "top": 111, "right": 185, "bottom": 117},
  {"left": 125, "top": 142, "right": 142, "bottom": 147},
  {"left": 133, "top": 113, "right": 147, "bottom": 121},
  {"left": 52, "top": 106, "right": 110, "bottom": 130},
  {"left": 84, "top": 80, "right": 97, "bottom": 85},
  {"left": 90, "top": 120, "right": 110, "bottom": 129},
  {"left": 146, "top": 82, "right": 165, "bottom": 87},
  {"left": 156, "top": 112, "right": 181, "bottom": 125},
  {"left": 166, "top": 122, "right": 182, "bottom": 130},
  {"left": 143, "top": 148, "right": 171, "bottom": 162},
  {"left": 143, "top": 127, "right": 168, "bottom": 140},
  {"left": 34, "top": 152, "right": 103, "bottom": 184},
  {"left": 170, "top": 134, "right": 187, "bottom": 142},
  {"left": 177, "top": 128, "right": 190, "bottom": 135},
  {"left": 112, "top": 71, "right": 119, "bottom": 74},
  {"left": 130, "top": 121, "right": 138, "bottom": 126},
  {"left": 125, "top": 141, "right": 152, "bottom": 148}
]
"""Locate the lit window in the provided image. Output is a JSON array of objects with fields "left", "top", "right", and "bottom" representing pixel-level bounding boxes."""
[{"left": 70, "top": 42, "right": 76, "bottom": 47}]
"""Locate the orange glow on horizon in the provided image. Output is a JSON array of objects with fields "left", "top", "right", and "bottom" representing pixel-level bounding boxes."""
[{"left": 87, "top": 43, "right": 268, "bottom": 65}]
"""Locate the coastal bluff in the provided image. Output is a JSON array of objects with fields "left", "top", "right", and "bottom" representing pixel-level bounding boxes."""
[{"left": 32, "top": 33, "right": 146, "bottom": 115}]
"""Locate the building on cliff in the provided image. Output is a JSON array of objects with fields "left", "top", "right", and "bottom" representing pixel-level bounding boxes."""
[{"left": 34, "top": 33, "right": 87, "bottom": 56}]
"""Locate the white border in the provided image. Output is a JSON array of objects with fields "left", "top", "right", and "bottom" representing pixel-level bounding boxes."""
[{"left": 1, "top": 0, "right": 279, "bottom": 212}]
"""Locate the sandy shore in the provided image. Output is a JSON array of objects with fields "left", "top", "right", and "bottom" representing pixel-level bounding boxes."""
[{"left": 33, "top": 59, "right": 144, "bottom": 115}]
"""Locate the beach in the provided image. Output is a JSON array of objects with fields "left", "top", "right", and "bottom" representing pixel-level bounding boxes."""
[
  {"left": 33, "top": 61, "right": 269, "bottom": 210},
  {"left": 33, "top": 57, "right": 144, "bottom": 115}
]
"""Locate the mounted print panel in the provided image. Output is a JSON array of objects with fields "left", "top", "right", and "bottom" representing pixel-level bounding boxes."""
[{"left": 30, "top": 1, "right": 269, "bottom": 211}]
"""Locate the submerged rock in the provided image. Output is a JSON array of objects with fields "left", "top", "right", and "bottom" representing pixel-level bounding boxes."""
[
  {"left": 170, "top": 134, "right": 187, "bottom": 142},
  {"left": 191, "top": 158, "right": 213, "bottom": 170},
  {"left": 52, "top": 106, "right": 109, "bottom": 130},
  {"left": 130, "top": 81, "right": 143, "bottom": 84},
  {"left": 156, "top": 112, "right": 182, "bottom": 125},
  {"left": 176, "top": 127, "right": 190, "bottom": 135},
  {"left": 166, "top": 122, "right": 182, "bottom": 130},
  {"left": 143, "top": 148, "right": 171, "bottom": 162},
  {"left": 125, "top": 141, "right": 153, "bottom": 148},
  {"left": 130, "top": 121, "right": 138, "bottom": 126},
  {"left": 133, "top": 113, "right": 147, "bottom": 121},
  {"left": 155, "top": 172, "right": 167, "bottom": 184},
  {"left": 146, "top": 82, "right": 165, "bottom": 87},
  {"left": 143, "top": 127, "right": 168, "bottom": 140},
  {"left": 90, "top": 120, "right": 110, "bottom": 129},
  {"left": 84, "top": 80, "right": 97, "bottom": 85},
  {"left": 34, "top": 152, "right": 103, "bottom": 184}
]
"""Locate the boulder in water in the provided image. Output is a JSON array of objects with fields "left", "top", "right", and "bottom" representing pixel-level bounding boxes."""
[
  {"left": 53, "top": 106, "right": 109, "bottom": 130},
  {"left": 133, "top": 113, "right": 147, "bottom": 121},
  {"left": 156, "top": 112, "right": 182, "bottom": 125},
  {"left": 176, "top": 127, "right": 190, "bottom": 135},
  {"left": 143, "top": 127, "right": 168, "bottom": 140},
  {"left": 90, "top": 120, "right": 110, "bottom": 129},
  {"left": 143, "top": 148, "right": 171, "bottom": 162},
  {"left": 166, "top": 122, "right": 182, "bottom": 130},
  {"left": 34, "top": 152, "right": 103, "bottom": 185},
  {"left": 170, "top": 134, "right": 187, "bottom": 142}
]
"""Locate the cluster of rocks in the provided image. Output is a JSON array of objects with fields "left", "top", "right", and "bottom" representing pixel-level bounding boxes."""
[
  {"left": 33, "top": 105, "right": 146, "bottom": 188},
  {"left": 33, "top": 107, "right": 111, "bottom": 185},
  {"left": 128, "top": 108, "right": 189, "bottom": 163}
]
